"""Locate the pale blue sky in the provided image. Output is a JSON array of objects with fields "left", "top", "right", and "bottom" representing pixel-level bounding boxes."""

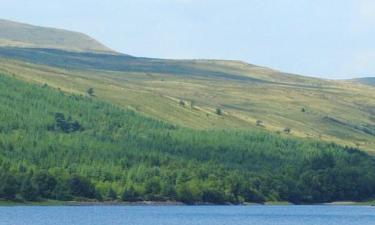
[{"left": 2, "top": 0, "right": 375, "bottom": 79}]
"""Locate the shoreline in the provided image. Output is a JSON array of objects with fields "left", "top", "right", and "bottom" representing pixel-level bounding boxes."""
[{"left": 0, "top": 200, "right": 374, "bottom": 207}]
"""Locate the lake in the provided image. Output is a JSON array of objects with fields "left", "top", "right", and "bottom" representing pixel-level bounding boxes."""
[{"left": 0, "top": 205, "right": 374, "bottom": 225}]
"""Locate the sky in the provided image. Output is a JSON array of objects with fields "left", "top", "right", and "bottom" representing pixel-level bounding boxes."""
[{"left": 1, "top": 0, "right": 375, "bottom": 79}]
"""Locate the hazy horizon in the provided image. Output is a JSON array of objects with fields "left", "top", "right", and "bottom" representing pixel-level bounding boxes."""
[{"left": 1, "top": 0, "right": 374, "bottom": 79}]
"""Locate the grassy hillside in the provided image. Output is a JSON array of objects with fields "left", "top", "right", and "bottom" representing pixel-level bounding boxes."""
[
  {"left": 351, "top": 77, "right": 375, "bottom": 87},
  {"left": 0, "top": 19, "right": 113, "bottom": 53},
  {"left": 0, "top": 47, "right": 374, "bottom": 152},
  {"left": 1, "top": 73, "right": 375, "bottom": 204}
]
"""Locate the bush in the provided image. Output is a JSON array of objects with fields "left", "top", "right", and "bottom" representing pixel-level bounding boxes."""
[
  {"left": 87, "top": 88, "right": 95, "bottom": 96},
  {"left": 256, "top": 120, "right": 264, "bottom": 126},
  {"left": 20, "top": 177, "right": 38, "bottom": 201},
  {"left": 284, "top": 127, "right": 291, "bottom": 134},
  {"left": 216, "top": 108, "right": 222, "bottom": 115},
  {"left": 122, "top": 186, "right": 139, "bottom": 202},
  {"left": 0, "top": 173, "right": 18, "bottom": 200},
  {"left": 32, "top": 171, "right": 57, "bottom": 198},
  {"left": 68, "top": 175, "right": 97, "bottom": 199}
]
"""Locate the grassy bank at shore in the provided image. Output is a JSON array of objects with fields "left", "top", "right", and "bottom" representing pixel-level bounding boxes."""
[{"left": 1, "top": 200, "right": 374, "bottom": 206}]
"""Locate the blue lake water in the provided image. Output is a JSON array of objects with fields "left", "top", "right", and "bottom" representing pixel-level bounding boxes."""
[{"left": 0, "top": 205, "right": 374, "bottom": 225}]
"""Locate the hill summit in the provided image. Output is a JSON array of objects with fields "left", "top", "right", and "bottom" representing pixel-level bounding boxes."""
[{"left": 0, "top": 19, "right": 114, "bottom": 53}]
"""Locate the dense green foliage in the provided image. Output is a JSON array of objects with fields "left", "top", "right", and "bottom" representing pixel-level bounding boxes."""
[{"left": 0, "top": 74, "right": 374, "bottom": 204}]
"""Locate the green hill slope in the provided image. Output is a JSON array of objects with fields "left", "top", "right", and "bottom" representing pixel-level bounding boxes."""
[
  {"left": 0, "top": 47, "right": 374, "bottom": 152},
  {"left": 0, "top": 19, "right": 114, "bottom": 53},
  {"left": 1, "top": 73, "right": 374, "bottom": 203}
]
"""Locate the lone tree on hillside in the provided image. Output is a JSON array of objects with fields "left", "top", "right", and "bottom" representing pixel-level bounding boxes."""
[
  {"left": 87, "top": 88, "right": 95, "bottom": 97},
  {"left": 301, "top": 108, "right": 306, "bottom": 113},
  {"left": 179, "top": 100, "right": 186, "bottom": 107},
  {"left": 216, "top": 108, "right": 223, "bottom": 116},
  {"left": 284, "top": 127, "right": 291, "bottom": 134},
  {"left": 256, "top": 120, "right": 264, "bottom": 127}
]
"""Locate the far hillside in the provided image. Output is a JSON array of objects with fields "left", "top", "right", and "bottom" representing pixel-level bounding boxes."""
[
  {"left": 0, "top": 73, "right": 374, "bottom": 203},
  {"left": 0, "top": 19, "right": 374, "bottom": 152},
  {"left": 0, "top": 47, "right": 373, "bottom": 152},
  {"left": 0, "top": 19, "right": 114, "bottom": 53},
  {"left": 351, "top": 77, "right": 375, "bottom": 87}
]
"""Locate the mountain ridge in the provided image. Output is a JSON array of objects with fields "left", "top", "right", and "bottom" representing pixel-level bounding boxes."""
[{"left": 0, "top": 19, "right": 115, "bottom": 53}]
